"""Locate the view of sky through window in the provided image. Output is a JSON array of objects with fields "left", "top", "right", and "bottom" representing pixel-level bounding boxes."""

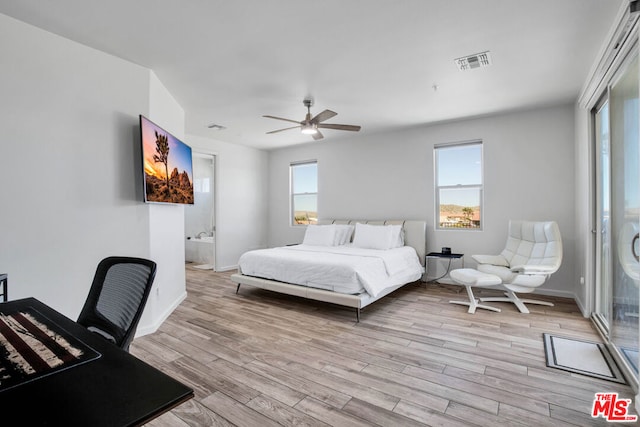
[
  {"left": 292, "top": 163, "right": 317, "bottom": 209},
  {"left": 437, "top": 144, "right": 481, "bottom": 189}
]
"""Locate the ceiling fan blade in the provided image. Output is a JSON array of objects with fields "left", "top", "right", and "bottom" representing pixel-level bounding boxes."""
[
  {"left": 266, "top": 125, "right": 301, "bottom": 134},
  {"left": 317, "top": 123, "right": 361, "bottom": 132},
  {"left": 311, "top": 109, "right": 337, "bottom": 124},
  {"left": 263, "top": 115, "right": 302, "bottom": 125},
  {"left": 312, "top": 130, "right": 324, "bottom": 140}
]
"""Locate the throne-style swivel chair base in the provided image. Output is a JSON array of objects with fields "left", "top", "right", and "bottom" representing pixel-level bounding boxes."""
[
  {"left": 479, "top": 289, "right": 554, "bottom": 314},
  {"left": 449, "top": 269, "right": 502, "bottom": 314}
]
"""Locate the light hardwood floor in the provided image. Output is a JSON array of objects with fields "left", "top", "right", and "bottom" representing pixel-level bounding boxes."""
[{"left": 131, "top": 266, "right": 638, "bottom": 426}]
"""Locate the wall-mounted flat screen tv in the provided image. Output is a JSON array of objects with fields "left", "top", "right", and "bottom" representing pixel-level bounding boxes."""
[{"left": 139, "top": 115, "right": 194, "bottom": 205}]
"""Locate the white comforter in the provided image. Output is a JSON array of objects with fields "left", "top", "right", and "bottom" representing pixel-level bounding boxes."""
[{"left": 237, "top": 244, "right": 424, "bottom": 298}]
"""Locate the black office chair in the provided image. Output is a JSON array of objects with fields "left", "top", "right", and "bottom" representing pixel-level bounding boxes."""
[{"left": 77, "top": 256, "right": 157, "bottom": 352}]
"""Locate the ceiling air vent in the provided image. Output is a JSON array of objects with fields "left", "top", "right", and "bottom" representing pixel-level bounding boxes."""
[{"left": 454, "top": 51, "right": 492, "bottom": 71}]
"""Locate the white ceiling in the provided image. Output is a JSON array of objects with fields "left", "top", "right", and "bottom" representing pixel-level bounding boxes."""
[{"left": 0, "top": 0, "right": 623, "bottom": 150}]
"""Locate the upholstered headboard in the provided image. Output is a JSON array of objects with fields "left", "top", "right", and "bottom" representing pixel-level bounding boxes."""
[{"left": 317, "top": 219, "right": 427, "bottom": 267}]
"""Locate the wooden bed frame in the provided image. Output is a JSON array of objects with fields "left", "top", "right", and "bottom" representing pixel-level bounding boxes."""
[{"left": 230, "top": 219, "right": 426, "bottom": 321}]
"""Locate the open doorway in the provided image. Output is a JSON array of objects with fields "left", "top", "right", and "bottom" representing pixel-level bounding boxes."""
[{"left": 185, "top": 152, "right": 216, "bottom": 270}]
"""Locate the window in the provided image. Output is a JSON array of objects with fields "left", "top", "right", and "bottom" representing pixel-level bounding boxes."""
[
  {"left": 435, "top": 141, "right": 483, "bottom": 229},
  {"left": 290, "top": 161, "right": 318, "bottom": 226}
]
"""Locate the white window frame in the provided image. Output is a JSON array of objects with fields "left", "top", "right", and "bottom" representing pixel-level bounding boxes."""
[
  {"left": 290, "top": 160, "right": 318, "bottom": 226},
  {"left": 434, "top": 140, "right": 483, "bottom": 230}
]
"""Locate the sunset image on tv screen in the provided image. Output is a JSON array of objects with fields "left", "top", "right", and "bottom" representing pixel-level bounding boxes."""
[{"left": 140, "top": 116, "right": 194, "bottom": 204}]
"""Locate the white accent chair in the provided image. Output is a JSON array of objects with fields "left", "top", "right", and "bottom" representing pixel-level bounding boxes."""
[{"left": 472, "top": 220, "right": 563, "bottom": 314}]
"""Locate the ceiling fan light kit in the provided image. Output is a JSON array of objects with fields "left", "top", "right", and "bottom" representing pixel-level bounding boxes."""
[
  {"left": 263, "top": 98, "right": 361, "bottom": 140},
  {"left": 301, "top": 123, "right": 318, "bottom": 135}
]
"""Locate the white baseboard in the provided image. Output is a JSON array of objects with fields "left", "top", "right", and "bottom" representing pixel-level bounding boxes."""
[
  {"left": 572, "top": 294, "right": 590, "bottom": 318},
  {"left": 216, "top": 264, "right": 238, "bottom": 272},
  {"left": 135, "top": 291, "right": 187, "bottom": 338},
  {"left": 534, "top": 288, "right": 575, "bottom": 300}
]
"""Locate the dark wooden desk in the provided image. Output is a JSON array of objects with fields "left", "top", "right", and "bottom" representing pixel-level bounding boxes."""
[{"left": 0, "top": 297, "right": 193, "bottom": 426}]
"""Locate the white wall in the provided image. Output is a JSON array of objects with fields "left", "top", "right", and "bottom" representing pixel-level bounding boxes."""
[
  {"left": 0, "top": 14, "right": 151, "bottom": 317},
  {"left": 268, "top": 104, "right": 576, "bottom": 297},
  {"left": 0, "top": 12, "right": 268, "bottom": 328},
  {"left": 186, "top": 134, "right": 269, "bottom": 271},
  {"left": 0, "top": 14, "right": 188, "bottom": 336}
]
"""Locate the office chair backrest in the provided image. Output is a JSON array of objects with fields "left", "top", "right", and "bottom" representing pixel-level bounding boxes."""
[
  {"left": 77, "top": 256, "right": 157, "bottom": 351},
  {"left": 501, "top": 220, "right": 563, "bottom": 271}
]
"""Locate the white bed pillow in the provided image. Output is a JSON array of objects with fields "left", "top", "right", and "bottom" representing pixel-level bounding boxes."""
[
  {"left": 333, "top": 224, "right": 355, "bottom": 246},
  {"left": 390, "top": 225, "right": 404, "bottom": 248},
  {"left": 352, "top": 223, "right": 403, "bottom": 250},
  {"left": 302, "top": 224, "right": 337, "bottom": 246}
]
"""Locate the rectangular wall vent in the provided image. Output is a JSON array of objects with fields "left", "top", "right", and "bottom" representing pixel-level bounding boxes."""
[{"left": 455, "top": 51, "right": 492, "bottom": 71}]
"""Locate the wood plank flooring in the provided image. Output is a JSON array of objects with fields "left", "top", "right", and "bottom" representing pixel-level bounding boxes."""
[{"left": 131, "top": 266, "right": 638, "bottom": 426}]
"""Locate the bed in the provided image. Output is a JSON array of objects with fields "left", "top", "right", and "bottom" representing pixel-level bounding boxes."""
[{"left": 230, "top": 219, "right": 426, "bottom": 321}]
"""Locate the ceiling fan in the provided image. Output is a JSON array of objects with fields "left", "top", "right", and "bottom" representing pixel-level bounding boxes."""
[{"left": 263, "top": 98, "right": 361, "bottom": 140}]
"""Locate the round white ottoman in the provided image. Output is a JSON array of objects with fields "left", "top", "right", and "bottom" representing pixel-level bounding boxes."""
[{"left": 449, "top": 268, "right": 502, "bottom": 314}]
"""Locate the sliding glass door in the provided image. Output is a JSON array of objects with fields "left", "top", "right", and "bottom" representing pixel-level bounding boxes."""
[{"left": 593, "top": 51, "right": 640, "bottom": 381}]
